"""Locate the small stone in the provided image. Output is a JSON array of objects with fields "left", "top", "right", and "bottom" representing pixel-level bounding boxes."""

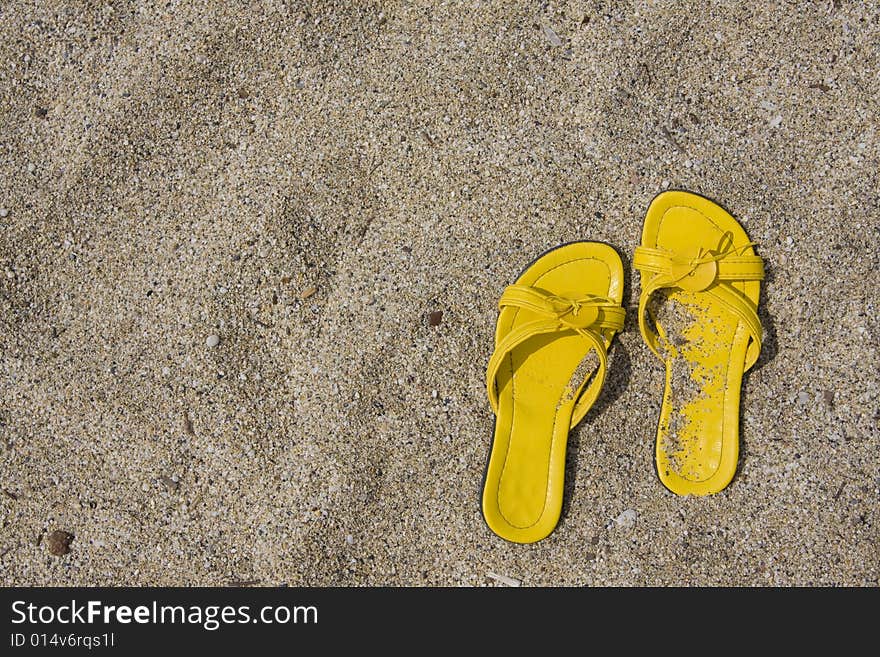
[
  {"left": 27, "top": 163, "right": 35, "bottom": 173},
  {"left": 486, "top": 572, "right": 521, "bottom": 587},
  {"left": 0, "top": 208, "right": 7, "bottom": 218},
  {"left": 823, "top": 390, "right": 835, "bottom": 407},
  {"left": 300, "top": 286, "right": 317, "bottom": 299},
  {"left": 769, "top": 115, "right": 783, "bottom": 129},
  {"left": 345, "top": 534, "right": 354, "bottom": 545},
  {"left": 47, "top": 530, "right": 74, "bottom": 556},
  {"left": 429, "top": 310, "right": 443, "bottom": 326},
  {"left": 615, "top": 509, "right": 637, "bottom": 528},
  {"left": 541, "top": 23, "right": 563, "bottom": 47},
  {"left": 206, "top": 334, "right": 220, "bottom": 348},
  {"left": 797, "top": 391, "right": 810, "bottom": 406},
  {"left": 159, "top": 476, "right": 179, "bottom": 492}
]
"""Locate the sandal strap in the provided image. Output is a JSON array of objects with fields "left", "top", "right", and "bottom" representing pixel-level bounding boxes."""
[
  {"left": 499, "top": 285, "right": 626, "bottom": 332},
  {"left": 634, "top": 246, "right": 765, "bottom": 281},
  {"left": 633, "top": 233, "right": 764, "bottom": 371},
  {"left": 486, "top": 285, "right": 623, "bottom": 429}
]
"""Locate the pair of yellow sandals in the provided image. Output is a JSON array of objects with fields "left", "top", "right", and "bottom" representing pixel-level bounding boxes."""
[{"left": 482, "top": 191, "right": 765, "bottom": 543}]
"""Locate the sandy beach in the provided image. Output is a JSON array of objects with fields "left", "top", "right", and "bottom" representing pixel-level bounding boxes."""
[{"left": 0, "top": 1, "right": 877, "bottom": 586}]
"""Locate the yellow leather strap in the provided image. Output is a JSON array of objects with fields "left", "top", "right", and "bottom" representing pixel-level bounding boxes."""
[
  {"left": 486, "top": 285, "right": 625, "bottom": 429},
  {"left": 497, "top": 285, "right": 627, "bottom": 332},
  {"left": 633, "top": 233, "right": 765, "bottom": 371},
  {"left": 634, "top": 246, "right": 765, "bottom": 282}
]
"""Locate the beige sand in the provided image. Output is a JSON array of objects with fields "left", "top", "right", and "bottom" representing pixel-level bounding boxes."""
[{"left": 0, "top": 1, "right": 877, "bottom": 586}]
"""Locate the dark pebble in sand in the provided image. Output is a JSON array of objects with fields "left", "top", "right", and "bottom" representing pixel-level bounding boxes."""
[{"left": 47, "top": 530, "right": 74, "bottom": 556}]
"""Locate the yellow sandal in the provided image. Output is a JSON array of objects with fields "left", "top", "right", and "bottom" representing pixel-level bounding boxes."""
[
  {"left": 634, "top": 190, "right": 764, "bottom": 495},
  {"left": 482, "top": 242, "right": 625, "bottom": 543}
]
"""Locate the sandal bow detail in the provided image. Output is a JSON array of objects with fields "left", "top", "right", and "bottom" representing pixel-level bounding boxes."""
[
  {"left": 485, "top": 284, "right": 625, "bottom": 430},
  {"left": 634, "top": 231, "right": 765, "bottom": 370}
]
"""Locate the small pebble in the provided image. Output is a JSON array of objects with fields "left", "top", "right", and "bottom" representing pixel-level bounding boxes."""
[
  {"left": 541, "top": 23, "right": 563, "bottom": 47},
  {"left": 47, "top": 530, "right": 74, "bottom": 556},
  {"left": 27, "top": 163, "right": 35, "bottom": 173},
  {"left": 486, "top": 572, "right": 521, "bottom": 587},
  {"left": 797, "top": 391, "right": 811, "bottom": 406},
  {"left": 0, "top": 208, "right": 8, "bottom": 218},
  {"left": 429, "top": 310, "right": 443, "bottom": 326},
  {"left": 183, "top": 412, "right": 195, "bottom": 435},
  {"left": 206, "top": 334, "right": 220, "bottom": 348},
  {"left": 159, "top": 476, "right": 179, "bottom": 492},
  {"left": 300, "top": 286, "right": 317, "bottom": 299},
  {"left": 615, "top": 509, "right": 638, "bottom": 528}
]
